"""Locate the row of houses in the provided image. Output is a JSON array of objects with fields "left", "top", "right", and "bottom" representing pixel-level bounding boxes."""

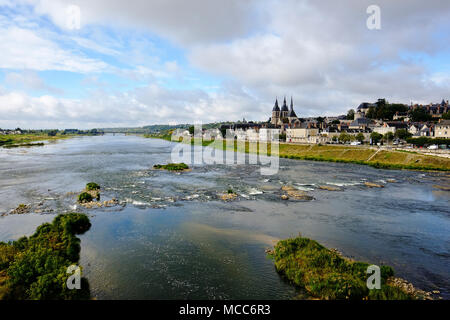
[
  {"left": 0, "top": 129, "right": 23, "bottom": 135},
  {"left": 172, "top": 118, "right": 450, "bottom": 144}
]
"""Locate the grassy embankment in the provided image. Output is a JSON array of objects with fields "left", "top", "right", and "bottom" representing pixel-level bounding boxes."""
[
  {"left": 0, "top": 134, "right": 72, "bottom": 148},
  {"left": 270, "top": 236, "right": 415, "bottom": 300},
  {"left": 146, "top": 134, "right": 450, "bottom": 171},
  {"left": 0, "top": 213, "right": 91, "bottom": 300},
  {"left": 153, "top": 163, "right": 190, "bottom": 171}
]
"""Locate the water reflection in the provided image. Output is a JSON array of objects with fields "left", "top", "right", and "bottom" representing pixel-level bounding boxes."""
[{"left": 0, "top": 134, "right": 449, "bottom": 299}]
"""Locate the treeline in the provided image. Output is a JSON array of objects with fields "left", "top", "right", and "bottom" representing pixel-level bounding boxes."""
[
  {"left": 0, "top": 213, "right": 91, "bottom": 300},
  {"left": 102, "top": 122, "right": 237, "bottom": 134},
  {"left": 365, "top": 99, "right": 409, "bottom": 120},
  {"left": 0, "top": 128, "right": 103, "bottom": 136},
  {"left": 406, "top": 137, "right": 450, "bottom": 147},
  {"left": 362, "top": 99, "right": 450, "bottom": 122}
]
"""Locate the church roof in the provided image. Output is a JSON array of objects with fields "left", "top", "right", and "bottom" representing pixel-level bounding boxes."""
[
  {"left": 272, "top": 98, "right": 280, "bottom": 112},
  {"left": 281, "top": 97, "right": 289, "bottom": 112},
  {"left": 288, "top": 97, "right": 297, "bottom": 117}
]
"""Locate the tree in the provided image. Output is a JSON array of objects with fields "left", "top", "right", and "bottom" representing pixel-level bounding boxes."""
[
  {"left": 338, "top": 132, "right": 351, "bottom": 143},
  {"left": 395, "top": 128, "right": 412, "bottom": 140},
  {"left": 442, "top": 111, "right": 450, "bottom": 120},
  {"left": 370, "top": 132, "right": 383, "bottom": 144},
  {"left": 347, "top": 109, "right": 355, "bottom": 120},
  {"left": 409, "top": 108, "right": 432, "bottom": 122},
  {"left": 188, "top": 126, "right": 195, "bottom": 135},
  {"left": 383, "top": 132, "right": 394, "bottom": 143},
  {"left": 47, "top": 130, "right": 58, "bottom": 137},
  {"left": 332, "top": 136, "right": 338, "bottom": 142},
  {"left": 355, "top": 133, "right": 365, "bottom": 143},
  {"left": 366, "top": 106, "right": 376, "bottom": 119}
]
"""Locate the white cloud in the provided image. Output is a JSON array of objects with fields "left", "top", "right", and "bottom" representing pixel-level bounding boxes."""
[
  {"left": 0, "top": 83, "right": 261, "bottom": 129},
  {"left": 0, "top": 26, "right": 108, "bottom": 73},
  {"left": 1, "top": 0, "right": 450, "bottom": 127},
  {"left": 5, "top": 70, "right": 63, "bottom": 94},
  {"left": 29, "top": 0, "right": 263, "bottom": 45}
]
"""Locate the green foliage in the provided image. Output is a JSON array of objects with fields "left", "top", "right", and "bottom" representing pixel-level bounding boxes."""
[
  {"left": 370, "top": 132, "right": 383, "bottom": 144},
  {"left": 366, "top": 101, "right": 408, "bottom": 120},
  {"left": 383, "top": 132, "right": 394, "bottom": 142},
  {"left": 270, "top": 236, "right": 413, "bottom": 300},
  {"left": 0, "top": 213, "right": 91, "bottom": 300},
  {"left": 47, "top": 130, "right": 58, "bottom": 137},
  {"left": 153, "top": 163, "right": 189, "bottom": 171},
  {"left": 77, "top": 192, "right": 93, "bottom": 203},
  {"left": 406, "top": 137, "right": 450, "bottom": 147},
  {"left": 355, "top": 133, "right": 365, "bottom": 143},
  {"left": 395, "top": 129, "right": 412, "bottom": 140},
  {"left": 409, "top": 108, "right": 433, "bottom": 122},
  {"left": 85, "top": 182, "right": 100, "bottom": 191},
  {"left": 338, "top": 132, "right": 352, "bottom": 143},
  {"left": 227, "top": 189, "right": 234, "bottom": 194},
  {"left": 346, "top": 109, "right": 355, "bottom": 120},
  {"left": 442, "top": 111, "right": 450, "bottom": 120}
]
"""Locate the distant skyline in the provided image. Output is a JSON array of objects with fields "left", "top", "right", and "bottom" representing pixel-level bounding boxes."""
[{"left": 0, "top": 0, "right": 449, "bottom": 129}]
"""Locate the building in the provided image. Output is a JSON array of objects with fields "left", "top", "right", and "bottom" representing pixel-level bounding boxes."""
[
  {"left": 372, "top": 121, "right": 407, "bottom": 135},
  {"left": 356, "top": 102, "right": 377, "bottom": 116},
  {"left": 434, "top": 120, "right": 450, "bottom": 138},
  {"left": 271, "top": 97, "right": 300, "bottom": 127},
  {"left": 259, "top": 128, "right": 281, "bottom": 142},
  {"left": 349, "top": 111, "right": 371, "bottom": 130},
  {"left": 286, "top": 127, "right": 322, "bottom": 144}
]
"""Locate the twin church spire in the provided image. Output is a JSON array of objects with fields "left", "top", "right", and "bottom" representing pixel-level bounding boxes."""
[{"left": 271, "top": 96, "right": 298, "bottom": 125}]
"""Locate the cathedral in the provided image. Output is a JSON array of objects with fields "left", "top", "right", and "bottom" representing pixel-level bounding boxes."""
[{"left": 270, "top": 97, "right": 301, "bottom": 127}]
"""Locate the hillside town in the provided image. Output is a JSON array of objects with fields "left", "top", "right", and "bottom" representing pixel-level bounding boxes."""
[{"left": 173, "top": 97, "right": 450, "bottom": 148}]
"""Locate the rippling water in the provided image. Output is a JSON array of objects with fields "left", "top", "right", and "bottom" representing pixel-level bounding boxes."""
[{"left": 0, "top": 134, "right": 449, "bottom": 299}]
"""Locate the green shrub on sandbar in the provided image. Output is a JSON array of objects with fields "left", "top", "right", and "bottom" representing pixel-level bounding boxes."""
[
  {"left": 269, "top": 236, "right": 413, "bottom": 300},
  {"left": 85, "top": 182, "right": 100, "bottom": 191},
  {"left": 0, "top": 213, "right": 91, "bottom": 300},
  {"left": 153, "top": 163, "right": 189, "bottom": 171},
  {"left": 78, "top": 192, "right": 93, "bottom": 203}
]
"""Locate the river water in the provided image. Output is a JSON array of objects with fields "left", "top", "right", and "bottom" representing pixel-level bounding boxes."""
[{"left": 0, "top": 134, "right": 449, "bottom": 299}]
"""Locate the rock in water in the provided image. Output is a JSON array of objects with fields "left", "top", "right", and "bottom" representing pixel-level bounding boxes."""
[
  {"left": 364, "top": 182, "right": 384, "bottom": 188},
  {"left": 281, "top": 185, "right": 314, "bottom": 201},
  {"left": 319, "top": 185, "right": 342, "bottom": 191},
  {"left": 220, "top": 193, "right": 237, "bottom": 201},
  {"left": 10, "top": 204, "right": 31, "bottom": 215}
]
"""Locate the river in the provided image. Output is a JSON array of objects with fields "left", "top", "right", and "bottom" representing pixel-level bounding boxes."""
[{"left": 0, "top": 134, "right": 449, "bottom": 299}]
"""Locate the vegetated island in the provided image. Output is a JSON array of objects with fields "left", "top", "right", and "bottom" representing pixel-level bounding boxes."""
[
  {"left": 268, "top": 236, "right": 434, "bottom": 300},
  {"left": 0, "top": 213, "right": 91, "bottom": 300},
  {"left": 0, "top": 129, "right": 103, "bottom": 149},
  {"left": 0, "top": 133, "right": 66, "bottom": 149},
  {"left": 147, "top": 134, "right": 450, "bottom": 171},
  {"left": 77, "top": 182, "right": 119, "bottom": 209},
  {"left": 153, "top": 163, "right": 190, "bottom": 171}
]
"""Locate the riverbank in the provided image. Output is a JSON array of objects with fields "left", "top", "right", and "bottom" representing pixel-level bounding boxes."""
[
  {"left": 0, "top": 213, "right": 91, "bottom": 300},
  {"left": 269, "top": 236, "right": 435, "bottom": 300},
  {"left": 145, "top": 135, "right": 450, "bottom": 171},
  {"left": 0, "top": 133, "right": 72, "bottom": 148}
]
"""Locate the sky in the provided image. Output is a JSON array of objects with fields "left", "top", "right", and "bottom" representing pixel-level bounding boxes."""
[{"left": 0, "top": 0, "right": 449, "bottom": 129}]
